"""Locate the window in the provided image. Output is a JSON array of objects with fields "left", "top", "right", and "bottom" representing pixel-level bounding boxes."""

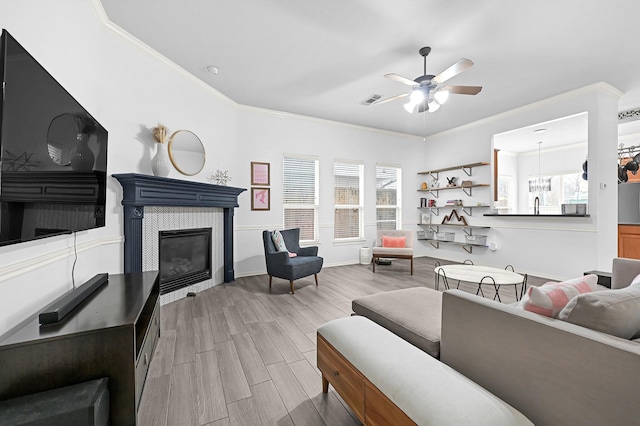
[
  {"left": 495, "top": 175, "right": 515, "bottom": 212},
  {"left": 376, "top": 165, "right": 401, "bottom": 230},
  {"left": 333, "top": 160, "right": 364, "bottom": 240},
  {"left": 283, "top": 154, "right": 319, "bottom": 242},
  {"left": 528, "top": 172, "right": 588, "bottom": 214}
]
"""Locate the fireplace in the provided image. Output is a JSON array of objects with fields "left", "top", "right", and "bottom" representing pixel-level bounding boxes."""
[{"left": 158, "top": 227, "right": 212, "bottom": 295}]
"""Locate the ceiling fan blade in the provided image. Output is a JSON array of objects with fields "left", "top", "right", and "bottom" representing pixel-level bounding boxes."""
[
  {"left": 432, "top": 58, "right": 474, "bottom": 84},
  {"left": 442, "top": 85, "right": 482, "bottom": 95},
  {"left": 384, "top": 73, "right": 417, "bottom": 86},
  {"left": 373, "top": 93, "right": 408, "bottom": 105}
]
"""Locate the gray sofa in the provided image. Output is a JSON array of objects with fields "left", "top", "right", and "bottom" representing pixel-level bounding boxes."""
[{"left": 352, "top": 257, "right": 640, "bottom": 425}]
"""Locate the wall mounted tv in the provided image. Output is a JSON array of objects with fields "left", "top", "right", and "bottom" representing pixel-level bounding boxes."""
[{"left": 0, "top": 30, "right": 108, "bottom": 247}]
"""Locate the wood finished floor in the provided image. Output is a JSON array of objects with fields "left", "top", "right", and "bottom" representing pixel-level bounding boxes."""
[{"left": 138, "top": 256, "right": 549, "bottom": 426}]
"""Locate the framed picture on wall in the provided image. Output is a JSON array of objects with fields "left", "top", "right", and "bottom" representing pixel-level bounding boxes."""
[
  {"left": 251, "top": 187, "right": 270, "bottom": 211},
  {"left": 251, "top": 162, "right": 270, "bottom": 186}
]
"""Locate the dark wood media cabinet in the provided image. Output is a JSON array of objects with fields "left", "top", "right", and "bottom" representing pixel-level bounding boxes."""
[{"left": 0, "top": 272, "right": 160, "bottom": 425}]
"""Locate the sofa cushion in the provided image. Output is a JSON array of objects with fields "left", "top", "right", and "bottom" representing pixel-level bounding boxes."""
[
  {"left": 352, "top": 287, "right": 441, "bottom": 358},
  {"left": 382, "top": 235, "right": 406, "bottom": 248},
  {"left": 558, "top": 282, "right": 640, "bottom": 339},
  {"left": 518, "top": 275, "right": 597, "bottom": 318},
  {"left": 371, "top": 247, "right": 413, "bottom": 256},
  {"left": 318, "top": 316, "right": 533, "bottom": 426}
]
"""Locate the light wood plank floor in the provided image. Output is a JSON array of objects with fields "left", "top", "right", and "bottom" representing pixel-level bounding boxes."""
[{"left": 138, "top": 256, "right": 549, "bottom": 426}]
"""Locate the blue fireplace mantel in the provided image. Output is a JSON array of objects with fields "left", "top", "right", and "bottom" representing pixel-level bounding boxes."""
[{"left": 113, "top": 173, "right": 246, "bottom": 282}]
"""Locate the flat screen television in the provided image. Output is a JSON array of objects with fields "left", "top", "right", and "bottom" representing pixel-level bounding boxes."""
[{"left": 0, "top": 30, "right": 108, "bottom": 246}]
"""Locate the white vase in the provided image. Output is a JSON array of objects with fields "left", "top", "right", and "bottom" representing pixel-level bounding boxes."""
[{"left": 151, "top": 143, "right": 171, "bottom": 177}]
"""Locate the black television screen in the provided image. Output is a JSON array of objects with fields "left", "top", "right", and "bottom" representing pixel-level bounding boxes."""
[{"left": 0, "top": 30, "right": 108, "bottom": 246}]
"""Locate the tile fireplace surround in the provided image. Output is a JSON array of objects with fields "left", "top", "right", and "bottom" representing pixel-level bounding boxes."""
[{"left": 113, "top": 174, "right": 245, "bottom": 302}]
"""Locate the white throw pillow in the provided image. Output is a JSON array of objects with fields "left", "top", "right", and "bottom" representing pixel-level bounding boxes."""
[{"left": 271, "top": 230, "right": 288, "bottom": 252}]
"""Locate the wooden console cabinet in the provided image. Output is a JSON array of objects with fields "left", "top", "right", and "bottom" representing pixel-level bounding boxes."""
[
  {"left": 0, "top": 272, "right": 160, "bottom": 425},
  {"left": 618, "top": 224, "right": 640, "bottom": 260}
]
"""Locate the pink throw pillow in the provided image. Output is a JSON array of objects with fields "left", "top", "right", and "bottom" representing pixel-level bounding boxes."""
[
  {"left": 519, "top": 275, "right": 598, "bottom": 318},
  {"left": 382, "top": 236, "right": 406, "bottom": 248}
]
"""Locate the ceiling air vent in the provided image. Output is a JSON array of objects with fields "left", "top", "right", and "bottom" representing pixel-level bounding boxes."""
[
  {"left": 360, "top": 94, "right": 382, "bottom": 106},
  {"left": 619, "top": 107, "right": 640, "bottom": 123}
]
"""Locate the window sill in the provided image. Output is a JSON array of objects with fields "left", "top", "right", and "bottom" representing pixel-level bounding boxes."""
[{"left": 333, "top": 238, "right": 366, "bottom": 246}]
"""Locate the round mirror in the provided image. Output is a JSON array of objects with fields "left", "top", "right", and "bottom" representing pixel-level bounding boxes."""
[
  {"left": 168, "top": 130, "right": 206, "bottom": 176},
  {"left": 46, "top": 113, "right": 79, "bottom": 166}
]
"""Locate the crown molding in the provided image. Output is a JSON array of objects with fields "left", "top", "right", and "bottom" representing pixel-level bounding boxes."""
[{"left": 88, "top": 0, "right": 423, "bottom": 141}]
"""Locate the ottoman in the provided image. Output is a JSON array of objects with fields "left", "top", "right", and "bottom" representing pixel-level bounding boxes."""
[
  {"left": 317, "top": 316, "right": 532, "bottom": 426},
  {"left": 352, "top": 287, "right": 442, "bottom": 357}
]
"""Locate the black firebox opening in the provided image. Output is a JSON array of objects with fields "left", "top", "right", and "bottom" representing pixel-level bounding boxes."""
[{"left": 158, "top": 227, "right": 212, "bottom": 295}]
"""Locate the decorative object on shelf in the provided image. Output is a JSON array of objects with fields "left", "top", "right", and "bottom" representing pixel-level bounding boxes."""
[
  {"left": 420, "top": 197, "right": 427, "bottom": 207},
  {"left": 465, "top": 234, "right": 487, "bottom": 246},
  {"left": 461, "top": 180, "right": 473, "bottom": 187},
  {"left": 251, "top": 187, "right": 270, "bottom": 210},
  {"left": 251, "top": 161, "right": 270, "bottom": 186},
  {"left": 428, "top": 199, "right": 436, "bottom": 207},
  {"left": 151, "top": 142, "right": 171, "bottom": 177},
  {"left": 446, "top": 176, "right": 457, "bottom": 187},
  {"left": 421, "top": 181, "right": 428, "bottom": 190},
  {"left": 168, "top": 130, "right": 206, "bottom": 176},
  {"left": 209, "top": 169, "right": 231, "bottom": 186},
  {"left": 421, "top": 213, "right": 430, "bottom": 225},
  {"left": 441, "top": 209, "right": 468, "bottom": 226},
  {"left": 151, "top": 123, "right": 171, "bottom": 177}
]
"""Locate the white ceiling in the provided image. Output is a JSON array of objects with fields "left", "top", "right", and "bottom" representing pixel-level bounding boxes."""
[
  {"left": 99, "top": 0, "right": 640, "bottom": 138},
  {"left": 494, "top": 112, "right": 588, "bottom": 154}
]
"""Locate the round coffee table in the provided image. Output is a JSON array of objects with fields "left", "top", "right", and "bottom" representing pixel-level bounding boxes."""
[{"left": 434, "top": 264, "right": 527, "bottom": 302}]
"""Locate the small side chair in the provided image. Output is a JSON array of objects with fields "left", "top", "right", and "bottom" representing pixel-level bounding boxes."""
[
  {"left": 371, "top": 230, "right": 414, "bottom": 274},
  {"left": 262, "top": 228, "right": 323, "bottom": 294}
]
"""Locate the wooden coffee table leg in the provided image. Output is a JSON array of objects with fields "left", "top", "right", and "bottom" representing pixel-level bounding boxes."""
[{"left": 322, "top": 374, "right": 329, "bottom": 393}]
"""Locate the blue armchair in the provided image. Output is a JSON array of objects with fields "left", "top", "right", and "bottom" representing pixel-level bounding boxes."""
[{"left": 262, "top": 228, "right": 323, "bottom": 294}]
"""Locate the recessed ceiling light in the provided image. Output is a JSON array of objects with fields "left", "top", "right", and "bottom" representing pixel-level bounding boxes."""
[
  {"left": 533, "top": 128, "right": 547, "bottom": 134},
  {"left": 206, "top": 65, "right": 220, "bottom": 74}
]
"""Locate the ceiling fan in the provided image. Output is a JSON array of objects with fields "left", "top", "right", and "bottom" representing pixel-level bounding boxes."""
[{"left": 375, "top": 46, "right": 482, "bottom": 113}]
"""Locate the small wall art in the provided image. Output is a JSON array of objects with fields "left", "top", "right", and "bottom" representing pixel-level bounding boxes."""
[
  {"left": 251, "top": 187, "right": 270, "bottom": 210},
  {"left": 251, "top": 161, "right": 270, "bottom": 186}
]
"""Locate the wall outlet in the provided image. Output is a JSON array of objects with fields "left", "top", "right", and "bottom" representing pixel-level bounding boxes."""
[{"left": 600, "top": 182, "right": 607, "bottom": 190}]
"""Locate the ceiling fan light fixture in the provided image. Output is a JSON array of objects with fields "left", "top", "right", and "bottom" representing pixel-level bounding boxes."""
[
  {"left": 434, "top": 90, "right": 449, "bottom": 104},
  {"left": 427, "top": 100, "right": 440, "bottom": 112},
  {"left": 404, "top": 101, "right": 417, "bottom": 113},
  {"left": 409, "top": 89, "right": 425, "bottom": 103}
]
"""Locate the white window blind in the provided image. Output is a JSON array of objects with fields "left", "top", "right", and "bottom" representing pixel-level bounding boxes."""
[
  {"left": 333, "top": 161, "right": 363, "bottom": 240},
  {"left": 376, "top": 165, "right": 401, "bottom": 230},
  {"left": 283, "top": 155, "right": 319, "bottom": 242}
]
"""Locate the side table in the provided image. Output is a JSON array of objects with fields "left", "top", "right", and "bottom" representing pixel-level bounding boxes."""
[{"left": 583, "top": 270, "right": 612, "bottom": 288}]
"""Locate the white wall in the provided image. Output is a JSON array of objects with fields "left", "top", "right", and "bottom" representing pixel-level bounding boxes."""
[
  {"left": 423, "top": 84, "right": 621, "bottom": 279},
  {"left": 232, "top": 106, "right": 425, "bottom": 276}
]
